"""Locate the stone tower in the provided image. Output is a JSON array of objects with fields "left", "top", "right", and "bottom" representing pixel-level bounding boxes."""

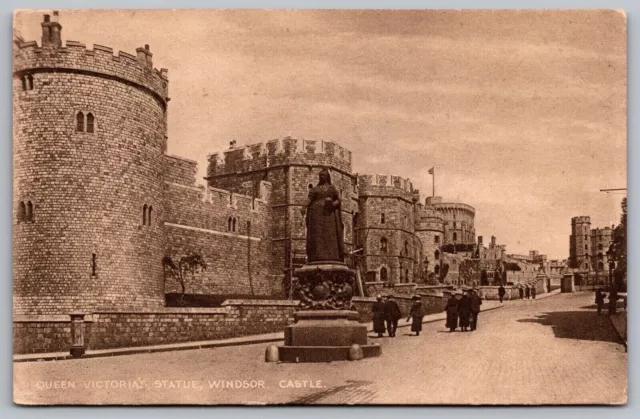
[
  {"left": 569, "top": 216, "right": 591, "bottom": 270},
  {"left": 415, "top": 199, "right": 445, "bottom": 280},
  {"left": 357, "top": 174, "right": 418, "bottom": 284},
  {"left": 13, "top": 12, "right": 170, "bottom": 315}
]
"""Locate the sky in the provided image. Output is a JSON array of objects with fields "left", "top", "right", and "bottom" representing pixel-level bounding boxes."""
[{"left": 14, "top": 9, "right": 627, "bottom": 259}]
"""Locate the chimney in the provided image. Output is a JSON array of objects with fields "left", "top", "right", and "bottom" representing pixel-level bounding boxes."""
[
  {"left": 136, "top": 44, "right": 153, "bottom": 69},
  {"left": 41, "top": 11, "right": 62, "bottom": 48}
]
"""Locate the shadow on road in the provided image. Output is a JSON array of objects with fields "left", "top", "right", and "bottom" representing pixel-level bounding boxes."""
[{"left": 517, "top": 310, "right": 622, "bottom": 344}]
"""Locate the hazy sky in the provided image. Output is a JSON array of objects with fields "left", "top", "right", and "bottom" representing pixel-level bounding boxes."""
[{"left": 15, "top": 9, "right": 627, "bottom": 259}]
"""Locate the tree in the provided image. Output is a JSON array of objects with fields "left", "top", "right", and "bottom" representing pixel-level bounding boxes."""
[
  {"left": 162, "top": 252, "right": 208, "bottom": 305},
  {"left": 611, "top": 197, "right": 627, "bottom": 288}
]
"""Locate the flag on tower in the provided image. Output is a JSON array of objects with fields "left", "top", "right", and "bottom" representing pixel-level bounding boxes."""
[{"left": 428, "top": 167, "right": 434, "bottom": 175}]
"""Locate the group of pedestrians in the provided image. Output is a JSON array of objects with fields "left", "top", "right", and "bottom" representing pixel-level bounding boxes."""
[
  {"left": 372, "top": 294, "right": 427, "bottom": 337},
  {"left": 445, "top": 288, "right": 483, "bottom": 332},
  {"left": 517, "top": 285, "right": 536, "bottom": 300}
]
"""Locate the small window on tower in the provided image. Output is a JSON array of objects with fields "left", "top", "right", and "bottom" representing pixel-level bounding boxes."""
[
  {"left": 76, "top": 112, "right": 85, "bottom": 132},
  {"left": 227, "top": 217, "right": 233, "bottom": 232},
  {"left": 17, "top": 201, "right": 26, "bottom": 223},
  {"left": 148, "top": 206, "right": 153, "bottom": 226},
  {"left": 26, "top": 201, "right": 34, "bottom": 222},
  {"left": 434, "top": 235, "right": 440, "bottom": 244},
  {"left": 143, "top": 204, "right": 148, "bottom": 225},
  {"left": 380, "top": 237, "right": 388, "bottom": 252},
  {"left": 91, "top": 253, "right": 97, "bottom": 277},
  {"left": 381, "top": 213, "right": 386, "bottom": 224},
  {"left": 27, "top": 74, "right": 34, "bottom": 90},
  {"left": 86, "top": 113, "right": 95, "bottom": 133}
]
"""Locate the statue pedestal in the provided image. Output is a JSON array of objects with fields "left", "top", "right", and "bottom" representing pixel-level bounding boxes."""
[{"left": 277, "top": 263, "right": 381, "bottom": 362}]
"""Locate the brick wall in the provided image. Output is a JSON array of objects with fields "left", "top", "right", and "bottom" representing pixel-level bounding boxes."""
[
  {"left": 14, "top": 300, "right": 299, "bottom": 354},
  {"left": 13, "top": 39, "right": 168, "bottom": 315},
  {"left": 163, "top": 178, "right": 275, "bottom": 296}
]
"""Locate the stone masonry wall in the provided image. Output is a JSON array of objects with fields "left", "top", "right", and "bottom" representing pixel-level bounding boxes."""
[
  {"left": 13, "top": 300, "right": 298, "bottom": 354},
  {"left": 13, "top": 38, "right": 168, "bottom": 315},
  {"left": 163, "top": 176, "right": 275, "bottom": 296}
]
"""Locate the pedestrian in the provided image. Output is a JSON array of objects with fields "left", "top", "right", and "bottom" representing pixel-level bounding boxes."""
[
  {"left": 408, "top": 295, "right": 425, "bottom": 336},
  {"left": 470, "top": 288, "right": 482, "bottom": 331},
  {"left": 608, "top": 287, "right": 618, "bottom": 316},
  {"left": 458, "top": 289, "right": 472, "bottom": 332},
  {"left": 525, "top": 286, "right": 531, "bottom": 299},
  {"left": 595, "top": 288, "right": 606, "bottom": 315},
  {"left": 372, "top": 295, "right": 386, "bottom": 337},
  {"left": 384, "top": 294, "right": 402, "bottom": 337},
  {"left": 531, "top": 286, "right": 537, "bottom": 299},
  {"left": 519, "top": 286, "right": 524, "bottom": 300},
  {"left": 498, "top": 284, "right": 505, "bottom": 303},
  {"left": 445, "top": 290, "right": 461, "bottom": 332}
]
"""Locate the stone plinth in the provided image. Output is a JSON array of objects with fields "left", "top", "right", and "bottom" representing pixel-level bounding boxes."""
[{"left": 277, "top": 263, "right": 381, "bottom": 362}]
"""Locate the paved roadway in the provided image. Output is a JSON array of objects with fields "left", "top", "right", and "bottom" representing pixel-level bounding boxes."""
[{"left": 14, "top": 292, "right": 627, "bottom": 405}]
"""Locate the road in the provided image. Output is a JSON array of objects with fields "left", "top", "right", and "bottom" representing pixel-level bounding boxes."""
[{"left": 14, "top": 292, "right": 627, "bottom": 405}]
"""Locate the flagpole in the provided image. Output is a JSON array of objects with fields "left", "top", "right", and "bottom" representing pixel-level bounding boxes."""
[{"left": 432, "top": 168, "right": 435, "bottom": 198}]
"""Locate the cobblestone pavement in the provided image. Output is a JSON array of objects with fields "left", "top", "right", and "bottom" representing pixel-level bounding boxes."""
[{"left": 14, "top": 292, "right": 627, "bottom": 405}]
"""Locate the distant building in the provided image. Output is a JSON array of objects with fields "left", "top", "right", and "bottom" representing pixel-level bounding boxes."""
[{"left": 569, "top": 216, "right": 613, "bottom": 272}]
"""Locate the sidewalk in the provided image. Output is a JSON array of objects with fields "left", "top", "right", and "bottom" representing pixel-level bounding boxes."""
[{"left": 14, "top": 300, "right": 508, "bottom": 363}]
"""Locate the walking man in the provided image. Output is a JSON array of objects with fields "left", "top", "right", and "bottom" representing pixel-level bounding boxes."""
[
  {"left": 384, "top": 295, "right": 402, "bottom": 337},
  {"left": 595, "top": 288, "right": 606, "bottom": 315},
  {"left": 470, "top": 288, "right": 482, "bottom": 331},
  {"left": 498, "top": 284, "right": 506, "bottom": 303},
  {"left": 531, "top": 286, "right": 537, "bottom": 299},
  {"left": 525, "top": 286, "right": 531, "bottom": 299}
]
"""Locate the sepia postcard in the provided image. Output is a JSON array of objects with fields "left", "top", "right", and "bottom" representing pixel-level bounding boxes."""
[{"left": 12, "top": 9, "right": 627, "bottom": 405}]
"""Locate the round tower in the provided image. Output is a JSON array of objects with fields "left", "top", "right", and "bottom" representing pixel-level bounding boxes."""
[
  {"left": 415, "top": 202, "right": 445, "bottom": 280},
  {"left": 570, "top": 216, "right": 591, "bottom": 271},
  {"left": 13, "top": 12, "right": 170, "bottom": 315},
  {"left": 427, "top": 197, "right": 476, "bottom": 246}
]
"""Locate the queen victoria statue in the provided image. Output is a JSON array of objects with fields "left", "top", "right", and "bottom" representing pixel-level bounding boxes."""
[{"left": 301, "top": 168, "right": 345, "bottom": 264}]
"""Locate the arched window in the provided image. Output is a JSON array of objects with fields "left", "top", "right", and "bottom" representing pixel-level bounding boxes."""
[
  {"left": 434, "top": 265, "right": 440, "bottom": 275},
  {"left": 380, "top": 266, "right": 388, "bottom": 282},
  {"left": 21, "top": 76, "right": 27, "bottom": 91},
  {"left": 227, "top": 217, "right": 233, "bottom": 231},
  {"left": 232, "top": 217, "right": 237, "bottom": 232},
  {"left": 17, "top": 201, "right": 26, "bottom": 223},
  {"left": 148, "top": 206, "right": 153, "bottom": 226},
  {"left": 453, "top": 232, "right": 457, "bottom": 242},
  {"left": 434, "top": 235, "right": 440, "bottom": 244},
  {"left": 76, "top": 112, "right": 84, "bottom": 132},
  {"left": 27, "top": 74, "right": 34, "bottom": 90},
  {"left": 86, "top": 113, "right": 95, "bottom": 133},
  {"left": 26, "top": 201, "right": 33, "bottom": 222},
  {"left": 380, "top": 213, "right": 385, "bottom": 224},
  {"left": 434, "top": 249, "right": 440, "bottom": 260},
  {"left": 404, "top": 240, "right": 409, "bottom": 255},
  {"left": 143, "top": 204, "right": 148, "bottom": 225},
  {"left": 380, "top": 237, "right": 388, "bottom": 252}
]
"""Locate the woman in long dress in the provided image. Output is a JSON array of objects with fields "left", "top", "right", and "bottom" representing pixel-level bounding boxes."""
[
  {"left": 301, "top": 168, "right": 344, "bottom": 263},
  {"left": 372, "top": 295, "right": 386, "bottom": 337},
  {"left": 408, "top": 296, "right": 425, "bottom": 336},
  {"left": 445, "top": 292, "right": 460, "bottom": 332},
  {"left": 458, "top": 290, "right": 472, "bottom": 332}
]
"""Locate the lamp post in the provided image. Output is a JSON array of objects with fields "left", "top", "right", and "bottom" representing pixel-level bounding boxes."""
[{"left": 606, "top": 247, "right": 615, "bottom": 290}]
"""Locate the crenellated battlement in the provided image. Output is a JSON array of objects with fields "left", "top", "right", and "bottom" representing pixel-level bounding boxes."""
[
  {"left": 357, "top": 173, "right": 415, "bottom": 199},
  {"left": 429, "top": 202, "right": 476, "bottom": 216},
  {"left": 206, "top": 137, "right": 353, "bottom": 178},
  {"left": 14, "top": 33, "right": 169, "bottom": 105},
  {"left": 571, "top": 216, "right": 591, "bottom": 224}
]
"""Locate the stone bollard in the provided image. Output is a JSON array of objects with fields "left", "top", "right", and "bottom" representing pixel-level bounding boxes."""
[
  {"left": 348, "top": 343, "right": 364, "bottom": 361},
  {"left": 265, "top": 344, "right": 279, "bottom": 362},
  {"left": 70, "top": 313, "right": 85, "bottom": 358}
]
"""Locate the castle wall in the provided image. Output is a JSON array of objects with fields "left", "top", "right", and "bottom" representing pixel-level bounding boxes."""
[
  {"left": 13, "top": 32, "right": 168, "bottom": 315},
  {"left": 163, "top": 160, "right": 276, "bottom": 296}
]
